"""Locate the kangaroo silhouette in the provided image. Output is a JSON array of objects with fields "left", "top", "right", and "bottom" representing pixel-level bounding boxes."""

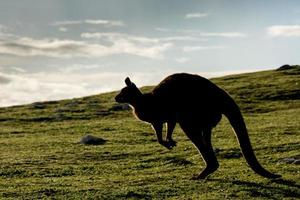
[{"left": 115, "top": 73, "right": 281, "bottom": 179}]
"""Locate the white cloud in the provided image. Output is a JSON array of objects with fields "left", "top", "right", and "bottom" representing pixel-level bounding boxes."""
[
  {"left": 175, "top": 57, "right": 189, "bottom": 63},
  {"left": 0, "top": 70, "right": 124, "bottom": 107},
  {"left": 81, "top": 32, "right": 205, "bottom": 44},
  {"left": 81, "top": 32, "right": 173, "bottom": 59},
  {"left": 81, "top": 32, "right": 159, "bottom": 43},
  {"left": 0, "top": 34, "right": 172, "bottom": 59},
  {"left": 58, "top": 27, "right": 68, "bottom": 32},
  {"left": 85, "top": 19, "right": 124, "bottom": 27},
  {"left": 183, "top": 45, "right": 225, "bottom": 52},
  {"left": 58, "top": 64, "right": 105, "bottom": 73},
  {"left": 51, "top": 19, "right": 125, "bottom": 27},
  {"left": 267, "top": 25, "right": 300, "bottom": 37},
  {"left": 0, "top": 70, "right": 170, "bottom": 107},
  {"left": 156, "top": 28, "right": 246, "bottom": 38},
  {"left": 198, "top": 32, "right": 246, "bottom": 38},
  {"left": 161, "top": 36, "right": 207, "bottom": 42},
  {"left": 11, "top": 67, "right": 27, "bottom": 73},
  {"left": 185, "top": 12, "right": 209, "bottom": 19},
  {"left": 51, "top": 20, "right": 82, "bottom": 26}
]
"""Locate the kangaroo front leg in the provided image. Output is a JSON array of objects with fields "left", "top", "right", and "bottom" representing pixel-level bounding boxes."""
[
  {"left": 152, "top": 123, "right": 171, "bottom": 149},
  {"left": 166, "top": 121, "right": 177, "bottom": 148}
]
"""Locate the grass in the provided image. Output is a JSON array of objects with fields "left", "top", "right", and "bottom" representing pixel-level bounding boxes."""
[{"left": 0, "top": 67, "right": 299, "bottom": 199}]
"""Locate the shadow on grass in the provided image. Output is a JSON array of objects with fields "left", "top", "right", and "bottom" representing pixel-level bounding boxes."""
[
  {"left": 207, "top": 178, "right": 300, "bottom": 199},
  {"left": 217, "top": 142, "right": 300, "bottom": 157},
  {"left": 256, "top": 142, "right": 300, "bottom": 153}
]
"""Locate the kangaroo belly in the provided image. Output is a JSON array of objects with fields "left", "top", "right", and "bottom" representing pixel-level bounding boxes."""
[{"left": 176, "top": 109, "right": 222, "bottom": 129}]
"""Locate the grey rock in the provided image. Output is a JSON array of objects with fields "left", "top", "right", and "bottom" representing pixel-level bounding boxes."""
[
  {"left": 80, "top": 134, "right": 106, "bottom": 145},
  {"left": 111, "top": 104, "right": 131, "bottom": 111},
  {"left": 279, "top": 157, "right": 300, "bottom": 165}
]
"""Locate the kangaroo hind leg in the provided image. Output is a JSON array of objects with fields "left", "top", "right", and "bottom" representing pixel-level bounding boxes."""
[
  {"left": 196, "top": 128, "right": 219, "bottom": 179},
  {"left": 182, "top": 125, "right": 219, "bottom": 179}
]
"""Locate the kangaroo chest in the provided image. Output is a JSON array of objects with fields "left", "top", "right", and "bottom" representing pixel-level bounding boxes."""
[{"left": 133, "top": 105, "right": 172, "bottom": 124}]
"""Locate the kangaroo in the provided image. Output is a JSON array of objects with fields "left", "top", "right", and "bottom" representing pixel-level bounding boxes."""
[{"left": 115, "top": 73, "right": 281, "bottom": 179}]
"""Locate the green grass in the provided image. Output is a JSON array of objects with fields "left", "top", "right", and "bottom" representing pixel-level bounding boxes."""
[{"left": 0, "top": 67, "right": 299, "bottom": 199}]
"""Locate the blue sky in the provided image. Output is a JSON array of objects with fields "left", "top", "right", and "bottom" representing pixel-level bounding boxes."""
[{"left": 0, "top": 0, "right": 300, "bottom": 106}]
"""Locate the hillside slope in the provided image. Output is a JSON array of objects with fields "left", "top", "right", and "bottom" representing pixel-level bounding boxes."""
[{"left": 0, "top": 67, "right": 299, "bottom": 199}]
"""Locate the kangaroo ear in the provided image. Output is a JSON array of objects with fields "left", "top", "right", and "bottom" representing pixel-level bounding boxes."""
[{"left": 125, "top": 77, "right": 132, "bottom": 86}]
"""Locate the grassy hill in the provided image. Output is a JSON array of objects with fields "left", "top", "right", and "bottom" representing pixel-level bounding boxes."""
[{"left": 0, "top": 67, "right": 299, "bottom": 199}]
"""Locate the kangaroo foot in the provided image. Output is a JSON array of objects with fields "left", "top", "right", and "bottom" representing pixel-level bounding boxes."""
[
  {"left": 158, "top": 140, "right": 173, "bottom": 150},
  {"left": 192, "top": 165, "right": 219, "bottom": 180},
  {"left": 166, "top": 138, "right": 177, "bottom": 148}
]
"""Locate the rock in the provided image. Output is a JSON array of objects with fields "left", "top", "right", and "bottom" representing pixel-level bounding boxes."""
[
  {"left": 280, "top": 157, "right": 296, "bottom": 164},
  {"left": 110, "top": 104, "right": 131, "bottom": 111},
  {"left": 80, "top": 135, "right": 106, "bottom": 145},
  {"left": 294, "top": 159, "right": 300, "bottom": 165},
  {"left": 31, "top": 102, "right": 46, "bottom": 109},
  {"left": 65, "top": 100, "right": 79, "bottom": 108},
  {"left": 276, "top": 64, "right": 300, "bottom": 71},
  {"left": 279, "top": 156, "right": 300, "bottom": 165},
  {"left": 277, "top": 64, "right": 293, "bottom": 71},
  {"left": 53, "top": 112, "right": 69, "bottom": 121}
]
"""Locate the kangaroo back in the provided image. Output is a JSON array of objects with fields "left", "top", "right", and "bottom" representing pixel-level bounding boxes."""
[{"left": 223, "top": 96, "right": 281, "bottom": 179}]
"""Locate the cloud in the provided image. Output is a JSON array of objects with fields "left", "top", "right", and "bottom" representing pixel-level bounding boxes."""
[
  {"left": 82, "top": 32, "right": 205, "bottom": 44},
  {"left": 58, "top": 64, "right": 106, "bottom": 73},
  {"left": 81, "top": 32, "right": 159, "bottom": 43},
  {"left": 0, "top": 37, "right": 91, "bottom": 58},
  {"left": 81, "top": 32, "right": 173, "bottom": 59},
  {"left": 185, "top": 12, "right": 209, "bottom": 19},
  {"left": 84, "top": 19, "right": 124, "bottom": 27},
  {"left": 0, "top": 70, "right": 171, "bottom": 107},
  {"left": 58, "top": 27, "right": 68, "bottom": 32},
  {"left": 183, "top": 45, "right": 225, "bottom": 52},
  {"left": 156, "top": 28, "right": 246, "bottom": 38},
  {"left": 0, "top": 70, "right": 124, "bottom": 107},
  {"left": 161, "top": 36, "right": 207, "bottom": 42},
  {"left": 198, "top": 32, "right": 246, "bottom": 38},
  {"left": 0, "top": 34, "right": 172, "bottom": 59},
  {"left": 51, "top": 19, "right": 125, "bottom": 27},
  {"left": 175, "top": 57, "right": 189, "bottom": 63},
  {"left": 51, "top": 20, "right": 82, "bottom": 26},
  {"left": 267, "top": 25, "right": 300, "bottom": 37},
  {"left": 0, "top": 74, "right": 11, "bottom": 84}
]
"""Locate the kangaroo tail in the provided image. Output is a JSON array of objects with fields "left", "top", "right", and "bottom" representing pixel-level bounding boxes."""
[{"left": 223, "top": 96, "right": 281, "bottom": 179}]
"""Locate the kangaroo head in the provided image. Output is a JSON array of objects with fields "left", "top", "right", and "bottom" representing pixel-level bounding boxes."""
[{"left": 115, "top": 77, "right": 142, "bottom": 104}]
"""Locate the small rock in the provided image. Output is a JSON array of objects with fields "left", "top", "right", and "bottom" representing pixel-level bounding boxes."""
[
  {"left": 31, "top": 102, "right": 46, "bottom": 109},
  {"left": 293, "top": 159, "right": 300, "bottom": 165},
  {"left": 53, "top": 113, "right": 69, "bottom": 121},
  {"left": 279, "top": 157, "right": 300, "bottom": 164},
  {"left": 110, "top": 104, "right": 131, "bottom": 111},
  {"left": 65, "top": 100, "right": 79, "bottom": 108},
  {"left": 80, "top": 135, "right": 106, "bottom": 145},
  {"left": 280, "top": 157, "right": 295, "bottom": 164}
]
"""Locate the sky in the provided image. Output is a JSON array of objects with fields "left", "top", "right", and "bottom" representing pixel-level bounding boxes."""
[{"left": 1, "top": 0, "right": 300, "bottom": 107}]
